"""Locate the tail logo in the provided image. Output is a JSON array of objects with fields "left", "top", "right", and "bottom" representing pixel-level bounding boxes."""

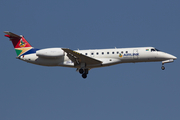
[{"left": 19, "top": 38, "right": 26, "bottom": 47}]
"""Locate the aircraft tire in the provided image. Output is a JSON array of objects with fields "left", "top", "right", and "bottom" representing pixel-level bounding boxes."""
[
  {"left": 79, "top": 68, "right": 84, "bottom": 74},
  {"left": 82, "top": 73, "right": 87, "bottom": 79},
  {"left": 161, "top": 66, "right": 165, "bottom": 70}
]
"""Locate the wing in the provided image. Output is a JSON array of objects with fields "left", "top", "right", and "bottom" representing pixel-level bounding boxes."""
[{"left": 62, "top": 48, "right": 102, "bottom": 67}]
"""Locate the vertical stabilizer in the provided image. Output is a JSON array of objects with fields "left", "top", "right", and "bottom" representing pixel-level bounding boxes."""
[{"left": 4, "top": 31, "right": 33, "bottom": 57}]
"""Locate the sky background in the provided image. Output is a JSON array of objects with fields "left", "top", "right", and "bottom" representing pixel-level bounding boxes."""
[{"left": 0, "top": 0, "right": 180, "bottom": 120}]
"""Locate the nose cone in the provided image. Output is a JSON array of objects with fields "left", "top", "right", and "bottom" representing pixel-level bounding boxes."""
[
  {"left": 166, "top": 53, "right": 177, "bottom": 60},
  {"left": 172, "top": 55, "right": 177, "bottom": 60},
  {"left": 158, "top": 52, "right": 177, "bottom": 60}
]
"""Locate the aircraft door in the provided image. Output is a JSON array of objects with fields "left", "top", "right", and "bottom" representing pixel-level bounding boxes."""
[{"left": 133, "top": 49, "right": 138, "bottom": 59}]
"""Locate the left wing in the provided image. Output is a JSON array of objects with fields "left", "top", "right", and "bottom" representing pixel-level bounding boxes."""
[{"left": 62, "top": 48, "right": 102, "bottom": 66}]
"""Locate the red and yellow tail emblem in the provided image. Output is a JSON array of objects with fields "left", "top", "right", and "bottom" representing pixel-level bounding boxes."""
[
  {"left": 4, "top": 31, "right": 33, "bottom": 57},
  {"left": 19, "top": 38, "right": 26, "bottom": 47}
]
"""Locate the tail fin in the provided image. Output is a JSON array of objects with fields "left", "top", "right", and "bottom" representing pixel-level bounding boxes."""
[{"left": 4, "top": 31, "right": 33, "bottom": 57}]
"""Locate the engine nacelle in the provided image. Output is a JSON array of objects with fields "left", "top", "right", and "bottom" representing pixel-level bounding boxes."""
[{"left": 36, "top": 48, "right": 64, "bottom": 58}]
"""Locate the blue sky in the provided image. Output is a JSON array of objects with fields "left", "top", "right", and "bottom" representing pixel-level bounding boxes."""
[{"left": 0, "top": 0, "right": 180, "bottom": 120}]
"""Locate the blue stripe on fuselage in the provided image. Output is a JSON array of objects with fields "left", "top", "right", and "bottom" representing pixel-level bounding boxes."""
[{"left": 21, "top": 48, "right": 40, "bottom": 56}]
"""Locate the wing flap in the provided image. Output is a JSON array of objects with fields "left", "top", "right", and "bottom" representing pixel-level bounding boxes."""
[{"left": 62, "top": 48, "right": 102, "bottom": 66}]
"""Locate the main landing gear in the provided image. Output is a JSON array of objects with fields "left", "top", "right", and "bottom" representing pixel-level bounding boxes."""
[{"left": 79, "top": 68, "right": 89, "bottom": 79}]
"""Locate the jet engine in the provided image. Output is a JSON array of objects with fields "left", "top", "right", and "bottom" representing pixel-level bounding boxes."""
[{"left": 36, "top": 48, "right": 64, "bottom": 58}]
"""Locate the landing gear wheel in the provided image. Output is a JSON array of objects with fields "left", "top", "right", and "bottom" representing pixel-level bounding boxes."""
[
  {"left": 82, "top": 73, "right": 87, "bottom": 79},
  {"left": 79, "top": 68, "right": 84, "bottom": 74},
  {"left": 161, "top": 66, "right": 165, "bottom": 70}
]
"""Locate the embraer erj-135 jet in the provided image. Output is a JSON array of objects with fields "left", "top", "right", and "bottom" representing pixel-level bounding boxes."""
[{"left": 4, "top": 31, "right": 177, "bottom": 78}]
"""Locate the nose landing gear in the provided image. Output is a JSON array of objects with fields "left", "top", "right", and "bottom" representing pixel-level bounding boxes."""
[{"left": 161, "top": 59, "right": 174, "bottom": 70}]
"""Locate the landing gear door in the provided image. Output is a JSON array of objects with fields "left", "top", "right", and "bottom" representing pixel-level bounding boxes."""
[{"left": 133, "top": 49, "right": 138, "bottom": 59}]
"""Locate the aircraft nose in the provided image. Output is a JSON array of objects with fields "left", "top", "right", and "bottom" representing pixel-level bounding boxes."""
[
  {"left": 159, "top": 52, "right": 177, "bottom": 60},
  {"left": 172, "top": 55, "right": 177, "bottom": 60},
  {"left": 167, "top": 54, "right": 177, "bottom": 60}
]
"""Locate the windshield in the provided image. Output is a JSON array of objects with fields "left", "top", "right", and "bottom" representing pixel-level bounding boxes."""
[
  {"left": 155, "top": 48, "right": 160, "bottom": 51},
  {"left": 151, "top": 48, "right": 160, "bottom": 52}
]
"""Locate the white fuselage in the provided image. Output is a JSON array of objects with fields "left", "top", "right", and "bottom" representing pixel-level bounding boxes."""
[{"left": 19, "top": 47, "right": 177, "bottom": 69}]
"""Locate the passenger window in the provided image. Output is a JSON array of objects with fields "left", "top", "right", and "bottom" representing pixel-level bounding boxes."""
[
  {"left": 117, "top": 51, "right": 119, "bottom": 54},
  {"left": 85, "top": 53, "right": 87, "bottom": 55},
  {"left": 102, "top": 52, "right": 104, "bottom": 55},
  {"left": 91, "top": 53, "right": 94, "bottom": 55},
  {"left": 121, "top": 51, "right": 123, "bottom": 53},
  {"left": 96, "top": 52, "right": 99, "bottom": 55},
  {"left": 107, "top": 52, "right": 109, "bottom": 54},
  {"left": 112, "top": 52, "right": 114, "bottom": 54},
  {"left": 126, "top": 51, "right": 128, "bottom": 53}
]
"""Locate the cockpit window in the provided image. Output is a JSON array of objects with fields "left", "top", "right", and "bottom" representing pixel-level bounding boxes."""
[
  {"left": 155, "top": 48, "right": 160, "bottom": 51},
  {"left": 151, "top": 49, "right": 155, "bottom": 52},
  {"left": 151, "top": 48, "right": 160, "bottom": 52}
]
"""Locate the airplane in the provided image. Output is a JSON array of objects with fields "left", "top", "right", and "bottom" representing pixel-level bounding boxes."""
[{"left": 4, "top": 31, "right": 177, "bottom": 79}]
